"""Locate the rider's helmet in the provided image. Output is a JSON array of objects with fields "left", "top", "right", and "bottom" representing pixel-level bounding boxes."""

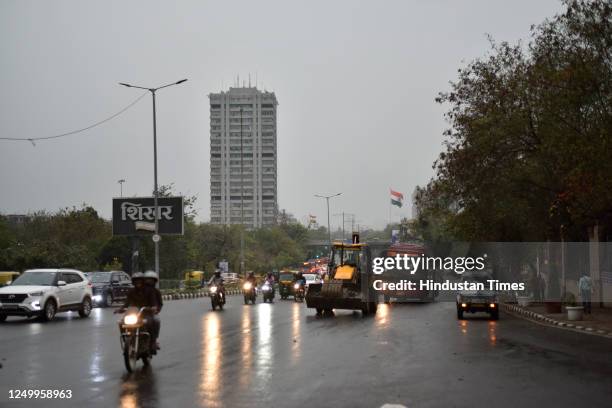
[
  {"left": 143, "top": 270, "right": 159, "bottom": 283},
  {"left": 131, "top": 272, "right": 145, "bottom": 285},
  {"left": 214, "top": 269, "right": 221, "bottom": 278},
  {"left": 248, "top": 271, "right": 255, "bottom": 278}
]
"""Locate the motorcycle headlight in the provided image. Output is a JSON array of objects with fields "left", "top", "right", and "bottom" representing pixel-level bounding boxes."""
[
  {"left": 29, "top": 291, "right": 44, "bottom": 297},
  {"left": 244, "top": 282, "right": 252, "bottom": 290},
  {"left": 124, "top": 314, "right": 138, "bottom": 325},
  {"left": 294, "top": 283, "right": 300, "bottom": 289},
  {"left": 210, "top": 286, "right": 218, "bottom": 293},
  {"left": 263, "top": 284, "right": 270, "bottom": 290}
]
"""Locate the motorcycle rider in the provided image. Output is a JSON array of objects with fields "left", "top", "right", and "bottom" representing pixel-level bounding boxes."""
[
  {"left": 144, "top": 270, "right": 163, "bottom": 312},
  {"left": 265, "top": 271, "right": 275, "bottom": 284},
  {"left": 263, "top": 271, "right": 276, "bottom": 301},
  {"left": 208, "top": 269, "right": 226, "bottom": 297},
  {"left": 144, "top": 270, "right": 162, "bottom": 351},
  {"left": 115, "top": 272, "right": 160, "bottom": 353},
  {"left": 246, "top": 271, "right": 257, "bottom": 287},
  {"left": 293, "top": 271, "right": 306, "bottom": 286},
  {"left": 293, "top": 271, "right": 306, "bottom": 298}
]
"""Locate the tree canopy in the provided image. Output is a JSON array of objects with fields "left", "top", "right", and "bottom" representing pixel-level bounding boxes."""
[{"left": 415, "top": 0, "right": 612, "bottom": 242}]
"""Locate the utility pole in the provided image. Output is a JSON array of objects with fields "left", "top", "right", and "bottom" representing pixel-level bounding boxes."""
[
  {"left": 240, "top": 107, "right": 245, "bottom": 278},
  {"left": 334, "top": 212, "right": 355, "bottom": 242},
  {"left": 315, "top": 193, "right": 342, "bottom": 246}
]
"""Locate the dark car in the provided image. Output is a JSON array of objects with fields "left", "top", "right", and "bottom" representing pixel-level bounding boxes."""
[
  {"left": 456, "top": 272, "right": 499, "bottom": 320},
  {"left": 88, "top": 271, "right": 133, "bottom": 308}
]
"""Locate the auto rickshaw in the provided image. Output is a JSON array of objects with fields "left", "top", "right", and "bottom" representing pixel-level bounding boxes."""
[
  {"left": 183, "top": 271, "right": 205, "bottom": 289},
  {"left": 278, "top": 270, "right": 296, "bottom": 300},
  {"left": 0, "top": 271, "right": 20, "bottom": 287}
]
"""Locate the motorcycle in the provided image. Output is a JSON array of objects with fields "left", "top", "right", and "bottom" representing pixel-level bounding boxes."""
[
  {"left": 293, "top": 281, "right": 305, "bottom": 302},
  {"left": 243, "top": 281, "right": 257, "bottom": 304},
  {"left": 118, "top": 307, "right": 156, "bottom": 373},
  {"left": 209, "top": 284, "right": 225, "bottom": 310},
  {"left": 261, "top": 281, "right": 275, "bottom": 303}
]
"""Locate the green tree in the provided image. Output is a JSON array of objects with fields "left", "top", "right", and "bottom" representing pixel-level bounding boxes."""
[{"left": 417, "top": 0, "right": 612, "bottom": 242}]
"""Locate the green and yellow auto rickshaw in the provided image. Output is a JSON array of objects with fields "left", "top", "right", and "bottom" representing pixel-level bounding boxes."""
[
  {"left": 183, "top": 271, "right": 205, "bottom": 289},
  {"left": 278, "top": 270, "right": 296, "bottom": 300}
]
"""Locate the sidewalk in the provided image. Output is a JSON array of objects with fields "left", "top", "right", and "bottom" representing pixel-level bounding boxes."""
[{"left": 503, "top": 302, "right": 612, "bottom": 338}]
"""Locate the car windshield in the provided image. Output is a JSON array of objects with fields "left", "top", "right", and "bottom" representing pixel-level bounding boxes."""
[
  {"left": 279, "top": 273, "right": 293, "bottom": 280},
  {"left": 11, "top": 272, "right": 57, "bottom": 286},
  {"left": 89, "top": 273, "right": 111, "bottom": 283},
  {"left": 462, "top": 275, "right": 490, "bottom": 284},
  {"left": 304, "top": 274, "right": 317, "bottom": 281}
]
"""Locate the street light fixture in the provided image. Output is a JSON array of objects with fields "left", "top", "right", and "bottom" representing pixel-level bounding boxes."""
[
  {"left": 118, "top": 179, "right": 126, "bottom": 197},
  {"left": 315, "top": 193, "right": 342, "bottom": 246},
  {"left": 119, "top": 79, "right": 188, "bottom": 278}
]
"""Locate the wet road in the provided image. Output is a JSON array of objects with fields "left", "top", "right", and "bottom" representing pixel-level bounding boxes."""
[{"left": 1, "top": 296, "right": 612, "bottom": 408}]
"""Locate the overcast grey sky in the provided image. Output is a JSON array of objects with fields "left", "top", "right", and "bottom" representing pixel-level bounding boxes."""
[{"left": 0, "top": 0, "right": 563, "bottom": 229}]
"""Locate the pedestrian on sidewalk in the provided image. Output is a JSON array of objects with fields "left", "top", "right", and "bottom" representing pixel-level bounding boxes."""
[
  {"left": 536, "top": 273, "right": 546, "bottom": 302},
  {"left": 578, "top": 273, "right": 593, "bottom": 314}
]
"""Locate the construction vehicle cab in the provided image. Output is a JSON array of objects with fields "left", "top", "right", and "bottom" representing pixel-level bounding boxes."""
[{"left": 305, "top": 236, "right": 378, "bottom": 316}]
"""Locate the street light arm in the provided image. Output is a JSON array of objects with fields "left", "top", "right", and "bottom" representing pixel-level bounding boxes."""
[
  {"left": 119, "top": 83, "right": 150, "bottom": 91},
  {"left": 155, "top": 79, "right": 188, "bottom": 91},
  {"left": 314, "top": 192, "right": 342, "bottom": 199}
]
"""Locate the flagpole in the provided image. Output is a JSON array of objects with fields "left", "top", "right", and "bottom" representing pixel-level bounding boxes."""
[{"left": 388, "top": 187, "right": 391, "bottom": 228}]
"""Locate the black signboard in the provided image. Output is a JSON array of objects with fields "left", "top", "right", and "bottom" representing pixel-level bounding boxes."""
[{"left": 112, "top": 197, "right": 184, "bottom": 236}]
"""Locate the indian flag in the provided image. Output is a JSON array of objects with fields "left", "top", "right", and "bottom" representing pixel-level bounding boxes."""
[{"left": 390, "top": 188, "right": 404, "bottom": 208}]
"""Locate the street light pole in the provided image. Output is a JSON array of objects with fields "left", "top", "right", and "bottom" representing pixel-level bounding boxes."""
[
  {"left": 315, "top": 193, "right": 342, "bottom": 246},
  {"left": 119, "top": 79, "right": 187, "bottom": 278},
  {"left": 151, "top": 90, "right": 160, "bottom": 276}
]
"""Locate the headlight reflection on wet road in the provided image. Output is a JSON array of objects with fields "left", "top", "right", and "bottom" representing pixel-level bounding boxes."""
[
  {"left": 199, "top": 313, "right": 222, "bottom": 407},
  {"left": 239, "top": 307, "right": 253, "bottom": 388},
  {"left": 119, "top": 368, "right": 158, "bottom": 408},
  {"left": 375, "top": 303, "right": 391, "bottom": 328},
  {"left": 291, "top": 302, "right": 301, "bottom": 364},
  {"left": 256, "top": 303, "right": 274, "bottom": 389},
  {"left": 488, "top": 321, "right": 497, "bottom": 345}
]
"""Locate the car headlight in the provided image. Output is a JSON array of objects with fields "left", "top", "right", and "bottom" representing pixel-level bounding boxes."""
[
  {"left": 124, "top": 314, "right": 138, "bottom": 325},
  {"left": 210, "top": 286, "right": 218, "bottom": 293},
  {"left": 244, "top": 282, "right": 252, "bottom": 290},
  {"left": 29, "top": 291, "right": 44, "bottom": 297}
]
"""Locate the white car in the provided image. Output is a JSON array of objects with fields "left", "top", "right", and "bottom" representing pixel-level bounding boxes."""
[
  {"left": 0, "top": 269, "right": 93, "bottom": 322},
  {"left": 303, "top": 273, "right": 321, "bottom": 288}
]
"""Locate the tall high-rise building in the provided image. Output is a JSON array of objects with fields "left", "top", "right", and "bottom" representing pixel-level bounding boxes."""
[{"left": 209, "top": 86, "right": 278, "bottom": 228}]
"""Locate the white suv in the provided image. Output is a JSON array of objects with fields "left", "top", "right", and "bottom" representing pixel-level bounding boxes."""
[{"left": 0, "top": 269, "right": 93, "bottom": 322}]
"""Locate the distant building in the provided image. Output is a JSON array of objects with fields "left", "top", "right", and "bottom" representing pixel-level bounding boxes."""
[
  {"left": 3, "top": 214, "right": 29, "bottom": 226},
  {"left": 209, "top": 86, "right": 278, "bottom": 228}
]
